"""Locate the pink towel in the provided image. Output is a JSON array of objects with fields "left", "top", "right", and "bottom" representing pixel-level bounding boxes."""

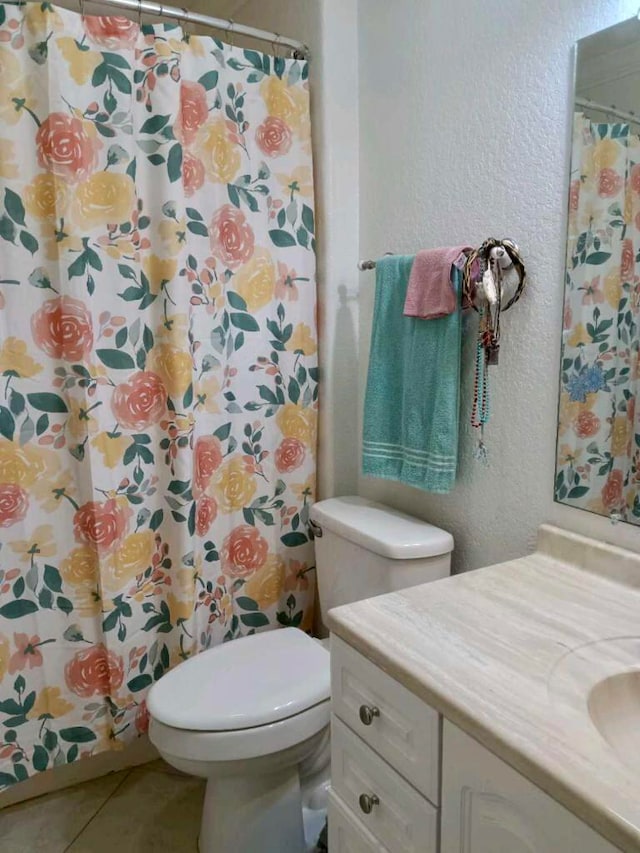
[{"left": 403, "top": 246, "right": 471, "bottom": 319}]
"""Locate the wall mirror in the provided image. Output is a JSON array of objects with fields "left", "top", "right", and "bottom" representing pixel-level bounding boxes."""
[{"left": 556, "top": 15, "right": 640, "bottom": 523}]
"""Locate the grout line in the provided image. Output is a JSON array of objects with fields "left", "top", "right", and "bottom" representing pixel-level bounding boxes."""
[{"left": 62, "top": 769, "right": 132, "bottom": 852}]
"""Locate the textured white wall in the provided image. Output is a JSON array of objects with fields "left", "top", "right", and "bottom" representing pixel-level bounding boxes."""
[
  {"left": 229, "top": 0, "right": 361, "bottom": 500},
  {"left": 357, "top": 0, "right": 640, "bottom": 572}
]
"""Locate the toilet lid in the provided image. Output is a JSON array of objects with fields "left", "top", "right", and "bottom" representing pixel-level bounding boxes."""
[{"left": 146, "top": 628, "right": 330, "bottom": 732}]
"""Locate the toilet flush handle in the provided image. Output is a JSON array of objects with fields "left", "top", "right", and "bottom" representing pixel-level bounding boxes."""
[
  {"left": 309, "top": 519, "right": 323, "bottom": 538},
  {"left": 359, "top": 704, "right": 380, "bottom": 726}
]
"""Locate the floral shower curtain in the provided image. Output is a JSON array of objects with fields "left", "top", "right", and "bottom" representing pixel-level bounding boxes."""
[
  {"left": 0, "top": 2, "right": 317, "bottom": 787},
  {"left": 557, "top": 114, "right": 640, "bottom": 519}
]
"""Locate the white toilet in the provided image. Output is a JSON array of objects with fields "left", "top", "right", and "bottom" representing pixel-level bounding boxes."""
[{"left": 147, "top": 496, "right": 453, "bottom": 853}]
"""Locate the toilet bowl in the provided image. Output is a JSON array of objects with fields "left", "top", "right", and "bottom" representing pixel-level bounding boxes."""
[
  {"left": 148, "top": 496, "right": 453, "bottom": 853},
  {"left": 148, "top": 628, "right": 331, "bottom": 853}
]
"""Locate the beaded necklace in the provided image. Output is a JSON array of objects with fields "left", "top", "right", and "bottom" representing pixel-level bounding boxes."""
[{"left": 464, "top": 239, "right": 527, "bottom": 462}]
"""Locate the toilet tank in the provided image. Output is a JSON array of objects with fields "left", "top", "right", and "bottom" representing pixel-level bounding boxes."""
[{"left": 309, "top": 496, "right": 453, "bottom": 625}]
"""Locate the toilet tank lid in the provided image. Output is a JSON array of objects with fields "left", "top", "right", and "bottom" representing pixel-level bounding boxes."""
[{"left": 309, "top": 496, "right": 453, "bottom": 559}]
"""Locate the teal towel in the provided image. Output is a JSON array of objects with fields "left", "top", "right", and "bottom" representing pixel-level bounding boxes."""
[{"left": 362, "top": 255, "right": 461, "bottom": 493}]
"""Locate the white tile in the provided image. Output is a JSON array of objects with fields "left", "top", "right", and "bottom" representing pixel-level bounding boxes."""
[
  {"left": 0, "top": 770, "right": 128, "bottom": 853},
  {"left": 68, "top": 766, "right": 205, "bottom": 852}
]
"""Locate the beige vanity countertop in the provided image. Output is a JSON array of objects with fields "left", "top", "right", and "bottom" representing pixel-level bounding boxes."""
[{"left": 327, "top": 524, "right": 640, "bottom": 853}]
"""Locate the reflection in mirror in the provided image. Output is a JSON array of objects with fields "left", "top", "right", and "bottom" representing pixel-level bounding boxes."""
[{"left": 556, "top": 16, "right": 640, "bottom": 524}]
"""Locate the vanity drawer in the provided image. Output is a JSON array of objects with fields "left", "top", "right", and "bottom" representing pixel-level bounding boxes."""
[
  {"left": 331, "top": 634, "right": 440, "bottom": 804},
  {"left": 331, "top": 716, "right": 439, "bottom": 853},
  {"left": 328, "top": 790, "right": 389, "bottom": 853}
]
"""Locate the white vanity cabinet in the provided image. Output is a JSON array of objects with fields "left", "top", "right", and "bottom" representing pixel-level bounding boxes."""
[{"left": 329, "top": 636, "right": 620, "bottom": 853}]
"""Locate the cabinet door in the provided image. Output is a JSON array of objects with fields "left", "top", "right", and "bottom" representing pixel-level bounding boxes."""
[{"left": 441, "top": 722, "right": 619, "bottom": 853}]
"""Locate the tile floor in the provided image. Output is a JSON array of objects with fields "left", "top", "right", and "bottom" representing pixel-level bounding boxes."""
[{"left": 0, "top": 760, "right": 205, "bottom": 852}]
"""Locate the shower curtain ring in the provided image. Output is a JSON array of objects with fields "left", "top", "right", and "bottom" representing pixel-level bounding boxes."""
[
  {"left": 78, "top": 0, "right": 84, "bottom": 18},
  {"left": 137, "top": 0, "right": 143, "bottom": 27},
  {"left": 272, "top": 33, "right": 282, "bottom": 57},
  {"left": 226, "top": 18, "right": 235, "bottom": 46}
]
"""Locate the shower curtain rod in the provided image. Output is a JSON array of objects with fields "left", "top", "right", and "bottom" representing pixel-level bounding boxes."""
[
  {"left": 575, "top": 96, "right": 640, "bottom": 127},
  {"left": 73, "top": 0, "right": 310, "bottom": 58}
]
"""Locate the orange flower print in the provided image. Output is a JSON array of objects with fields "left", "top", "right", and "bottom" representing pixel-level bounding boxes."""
[
  {"left": 209, "top": 204, "right": 255, "bottom": 270},
  {"left": 64, "top": 644, "right": 124, "bottom": 698},
  {"left": 0, "top": 484, "right": 28, "bottom": 528},
  {"left": 196, "top": 495, "right": 217, "bottom": 536},
  {"left": 275, "top": 437, "right": 306, "bottom": 473},
  {"left": 35, "top": 112, "right": 101, "bottom": 183},
  {"left": 193, "top": 435, "right": 224, "bottom": 496},
  {"left": 256, "top": 116, "right": 292, "bottom": 158},
  {"left": 182, "top": 151, "right": 205, "bottom": 197},
  {"left": 175, "top": 80, "right": 209, "bottom": 146},
  {"left": 573, "top": 410, "right": 600, "bottom": 439},
  {"left": 31, "top": 296, "right": 93, "bottom": 362},
  {"left": 220, "top": 525, "right": 268, "bottom": 578},
  {"left": 8, "top": 633, "right": 51, "bottom": 673},
  {"left": 83, "top": 15, "right": 139, "bottom": 48},
  {"left": 73, "top": 498, "right": 130, "bottom": 554},
  {"left": 621, "top": 239, "right": 634, "bottom": 281},
  {"left": 602, "top": 469, "right": 624, "bottom": 510},
  {"left": 111, "top": 371, "right": 168, "bottom": 431},
  {"left": 598, "top": 167, "right": 623, "bottom": 198}
]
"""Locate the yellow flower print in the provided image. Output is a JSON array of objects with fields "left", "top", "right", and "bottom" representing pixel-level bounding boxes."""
[
  {"left": 566, "top": 323, "right": 591, "bottom": 348},
  {"left": 91, "top": 432, "right": 131, "bottom": 469},
  {"left": 74, "top": 585, "right": 102, "bottom": 618},
  {"left": 276, "top": 403, "right": 316, "bottom": 446},
  {"left": 557, "top": 391, "right": 596, "bottom": 437},
  {"left": 32, "top": 469, "right": 76, "bottom": 512},
  {"left": 56, "top": 37, "right": 102, "bottom": 85},
  {"left": 276, "top": 166, "right": 314, "bottom": 198},
  {"left": 10, "top": 525, "right": 57, "bottom": 562},
  {"left": 261, "top": 77, "right": 308, "bottom": 133},
  {"left": 60, "top": 546, "right": 99, "bottom": 587},
  {"left": 166, "top": 592, "right": 193, "bottom": 624},
  {"left": 242, "top": 555, "right": 285, "bottom": 608},
  {"left": 0, "top": 337, "right": 42, "bottom": 378},
  {"left": 73, "top": 173, "right": 135, "bottom": 228},
  {"left": 0, "top": 139, "right": 17, "bottom": 179},
  {"left": 45, "top": 231, "right": 84, "bottom": 262},
  {"left": 67, "top": 399, "right": 99, "bottom": 440},
  {"left": 0, "top": 634, "right": 9, "bottom": 681},
  {"left": 0, "top": 440, "right": 48, "bottom": 487},
  {"left": 291, "top": 474, "right": 315, "bottom": 502},
  {"left": 211, "top": 457, "right": 257, "bottom": 513},
  {"left": 25, "top": 3, "right": 63, "bottom": 37},
  {"left": 592, "top": 139, "right": 620, "bottom": 171},
  {"left": 612, "top": 415, "right": 631, "bottom": 457},
  {"left": 234, "top": 248, "right": 276, "bottom": 312},
  {"left": 195, "top": 118, "right": 241, "bottom": 184},
  {"left": 23, "top": 173, "right": 70, "bottom": 221},
  {"left": 27, "top": 687, "right": 74, "bottom": 720},
  {"left": 158, "top": 218, "right": 187, "bottom": 256},
  {"left": 604, "top": 270, "right": 622, "bottom": 310},
  {"left": 142, "top": 254, "right": 177, "bottom": 295},
  {"left": 195, "top": 374, "right": 221, "bottom": 414},
  {"left": 149, "top": 344, "right": 192, "bottom": 398},
  {"left": 103, "top": 238, "right": 136, "bottom": 261},
  {"left": 155, "top": 312, "right": 189, "bottom": 347},
  {"left": 557, "top": 445, "right": 582, "bottom": 471},
  {"left": 109, "top": 532, "right": 155, "bottom": 589},
  {"left": 0, "top": 49, "right": 33, "bottom": 127},
  {"left": 286, "top": 323, "right": 317, "bottom": 356}
]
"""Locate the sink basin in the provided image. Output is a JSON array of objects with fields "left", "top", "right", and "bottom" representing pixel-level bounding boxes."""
[
  {"left": 588, "top": 670, "right": 640, "bottom": 769},
  {"left": 547, "top": 636, "right": 640, "bottom": 773}
]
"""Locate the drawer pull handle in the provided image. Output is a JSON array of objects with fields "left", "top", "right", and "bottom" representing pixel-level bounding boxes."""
[
  {"left": 358, "top": 793, "right": 380, "bottom": 815},
  {"left": 358, "top": 704, "right": 380, "bottom": 726}
]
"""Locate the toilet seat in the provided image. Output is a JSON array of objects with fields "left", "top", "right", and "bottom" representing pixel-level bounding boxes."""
[
  {"left": 150, "top": 698, "right": 330, "bottom": 762},
  {"left": 147, "top": 627, "right": 330, "bottom": 737}
]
